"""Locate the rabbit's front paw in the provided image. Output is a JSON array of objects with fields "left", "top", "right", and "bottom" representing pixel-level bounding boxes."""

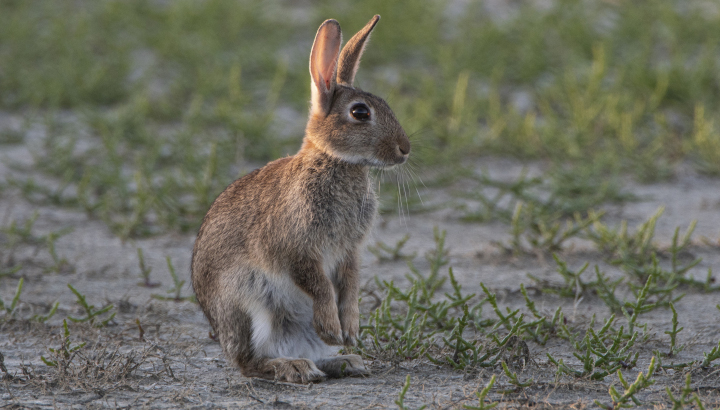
[
  {"left": 342, "top": 329, "right": 358, "bottom": 347},
  {"left": 340, "top": 310, "right": 359, "bottom": 346},
  {"left": 313, "top": 306, "right": 343, "bottom": 346}
]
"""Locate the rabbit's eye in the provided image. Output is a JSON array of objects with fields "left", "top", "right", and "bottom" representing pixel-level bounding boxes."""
[{"left": 350, "top": 104, "right": 371, "bottom": 121}]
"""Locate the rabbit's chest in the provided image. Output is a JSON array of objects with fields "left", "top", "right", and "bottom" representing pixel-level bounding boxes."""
[{"left": 304, "top": 181, "right": 376, "bottom": 241}]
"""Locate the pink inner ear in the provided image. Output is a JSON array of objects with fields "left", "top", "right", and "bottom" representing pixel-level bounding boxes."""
[
  {"left": 311, "top": 22, "right": 341, "bottom": 92},
  {"left": 317, "top": 35, "right": 339, "bottom": 88}
]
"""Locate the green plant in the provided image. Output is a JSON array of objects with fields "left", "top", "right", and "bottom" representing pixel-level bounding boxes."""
[
  {"left": 700, "top": 339, "right": 720, "bottom": 368},
  {"left": 529, "top": 255, "right": 629, "bottom": 314},
  {"left": 621, "top": 271, "right": 660, "bottom": 337},
  {"left": 548, "top": 314, "right": 639, "bottom": 381},
  {"left": 359, "top": 280, "right": 433, "bottom": 363},
  {"left": 504, "top": 202, "right": 602, "bottom": 255},
  {"left": 664, "top": 303, "right": 684, "bottom": 357},
  {"left": 136, "top": 248, "right": 159, "bottom": 287},
  {"left": 586, "top": 207, "right": 664, "bottom": 267},
  {"left": 666, "top": 373, "right": 703, "bottom": 410},
  {"left": 500, "top": 361, "right": 532, "bottom": 389},
  {"left": 429, "top": 304, "right": 486, "bottom": 370},
  {"left": 406, "top": 226, "right": 449, "bottom": 303},
  {"left": 0, "top": 277, "right": 58, "bottom": 323},
  {"left": 594, "top": 356, "right": 658, "bottom": 409},
  {"left": 0, "top": 211, "right": 39, "bottom": 246},
  {"left": 584, "top": 210, "right": 716, "bottom": 295},
  {"left": 481, "top": 283, "right": 543, "bottom": 338},
  {"left": 412, "top": 267, "right": 480, "bottom": 331},
  {"left": 368, "top": 234, "right": 416, "bottom": 263},
  {"left": 463, "top": 375, "right": 498, "bottom": 410},
  {"left": 458, "top": 170, "right": 543, "bottom": 224},
  {"left": 0, "top": 277, "right": 23, "bottom": 318},
  {"left": 44, "top": 228, "right": 72, "bottom": 274},
  {"left": 519, "top": 284, "right": 565, "bottom": 345},
  {"left": 67, "top": 284, "right": 115, "bottom": 327},
  {"left": 0, "top": 212, "right": 73, "bottom": 274},
  {"left": 41, "top": 319, "right": 87, "bottom": 367},
  {"left": 395, "top": 374, "right": 426, "bottom": 410},
  {"left": 31, "top": 301, "right": 59, "bottom": 323},
  {"left": 152, "top": 256, "right": 195, "bottom": 302},
  {"left": 528, "top": 254, "right": 592, "bottom": 298}
]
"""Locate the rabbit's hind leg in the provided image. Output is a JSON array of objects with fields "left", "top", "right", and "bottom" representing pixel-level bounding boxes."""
[
  {"left": 213, "top": 303, "right": 328, "bottom": 383},
  {"left": 250, "top": 271, "right": 335, "bottom": 361},
  {"left": 236, "top": 308, "right": 329, "bottom": 383},
  {"left": 314, "top": 354, "right": 369, "bottom": 378}
]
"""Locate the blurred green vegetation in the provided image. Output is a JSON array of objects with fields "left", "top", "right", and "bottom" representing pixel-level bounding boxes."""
[{"left": 1, "top": 0, "right": 719, "bottom": 237}]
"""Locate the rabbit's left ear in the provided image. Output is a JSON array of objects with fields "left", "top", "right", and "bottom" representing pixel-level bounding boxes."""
[
  {"left": 310, "top": 19, "right": 342, "bottom": 116},
  {"left": 337, "top": 15, "right": 380, "bottom": 86}
]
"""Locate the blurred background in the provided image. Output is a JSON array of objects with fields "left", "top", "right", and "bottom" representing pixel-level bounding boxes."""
[{"left": 1, "top": 0, "right": 719, "bottom": 238}]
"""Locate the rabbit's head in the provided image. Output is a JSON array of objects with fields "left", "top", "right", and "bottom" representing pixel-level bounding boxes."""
[{"left": 304, "top": 15, "right": 410, "bottom": 168}]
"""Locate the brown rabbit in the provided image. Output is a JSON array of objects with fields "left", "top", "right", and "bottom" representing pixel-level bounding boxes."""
[{"left": 191, "top": 15, "right": 409, "bottom": 383}]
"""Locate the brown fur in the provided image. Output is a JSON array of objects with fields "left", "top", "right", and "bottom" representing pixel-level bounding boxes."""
[{"left": 191, "top": 15, "right": 409, "bottom": 383}]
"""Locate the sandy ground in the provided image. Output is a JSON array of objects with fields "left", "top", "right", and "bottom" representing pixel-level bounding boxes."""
[{"left": 1, "top": 139, "right": 720, "bottom": 408}]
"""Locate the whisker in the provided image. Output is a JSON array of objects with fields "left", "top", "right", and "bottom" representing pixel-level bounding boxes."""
[
  {"left": 395, "top": 173, "right": 404, "bottom": 226},
  {"left": 405, "top": 167, "right": 426, "bottom": 207},
  {"left": 401, "top": 168, "right": 410, "bottom": 218},
  {"left": 404, "top": 161, "right": 428, "bottom": 191}
]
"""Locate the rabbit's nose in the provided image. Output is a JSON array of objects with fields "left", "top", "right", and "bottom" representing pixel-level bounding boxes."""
[{"left": 398, "top": 138, "right": 410, "bottom": 155}]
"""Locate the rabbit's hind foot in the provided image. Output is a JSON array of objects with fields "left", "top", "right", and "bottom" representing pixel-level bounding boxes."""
[
  {"left": 314, "top": 354, "right": 369, "bottom": 378},
  {"left": 244, "top": 357, "right": 326, "bottom": 384}
]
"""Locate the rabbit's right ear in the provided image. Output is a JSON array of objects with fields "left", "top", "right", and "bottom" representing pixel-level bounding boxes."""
[
  {"left": 309, "top": 19, "right": 342, "bottom": 117},
  {"left": 337, "top": 15, "right": 379, "bottom": 86}
]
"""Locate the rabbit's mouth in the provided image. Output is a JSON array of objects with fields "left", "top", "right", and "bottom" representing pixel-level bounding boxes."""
[
  {"left": 390, "top": 155, "right": 409, "bottom": 167},
  {"left": 371, "top": 150, "right": 409, "bottom": 169},
  {"left": 374, "top": 158, "right": 408, "bottom": 170}
]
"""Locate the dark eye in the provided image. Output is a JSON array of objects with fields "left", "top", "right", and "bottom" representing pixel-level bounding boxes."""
[{"left": 350, "top": 104, "right": 371, "bottom": 121}]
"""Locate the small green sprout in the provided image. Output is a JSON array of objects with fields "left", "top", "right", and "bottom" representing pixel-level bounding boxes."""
[
  {"left": 700, "top": 339, "right": 720, "bottom": 368},
  {"left": 463, "top": 375, "right": 498, "bottom": 410},
  {"left": 136, "top": 248, "right": 160, "bottom": 287},
  {"left": 152, "top": 256, "right": 196, "bottom": 302},
  {"left": 0, "top": 278, "right": 24, "bottom": 318},
  {"left": 368, "top": 234, "right": 416, "bottom": 263},
  {"left": 500, "top": 361, "right": 532, "bottom": 389},
  {"left": 666, "top": 373, "right": 698, "bottom": 410},
  {"left": 44, "top": 228, "right": 72, "bottom": 274},
  {"left": 594, "top": 356, "right": 657, "bottom": 409},
  {"left": 41, "top": 319, "right": 87, "bottom": 367},
  {"left": 67, "top": 284, "right": 115, "bottom": 327},
  {"left": 664, "top": 303, "right": 684, "bottom": 357},
  {"left": 395, "top": 374, "right": 426, "bottom": 410}
]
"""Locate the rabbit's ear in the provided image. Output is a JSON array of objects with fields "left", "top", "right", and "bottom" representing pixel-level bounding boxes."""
[
  {"left": 336, "top": 15, "right": 380, "bottom": 87},
  {"left": 310, "top": 19, "right": 342, "bottom": 116}
]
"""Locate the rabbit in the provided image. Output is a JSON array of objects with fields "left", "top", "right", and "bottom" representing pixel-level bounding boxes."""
[{"left": 191, "top": 14, "right": 410, "bottom": 384}]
